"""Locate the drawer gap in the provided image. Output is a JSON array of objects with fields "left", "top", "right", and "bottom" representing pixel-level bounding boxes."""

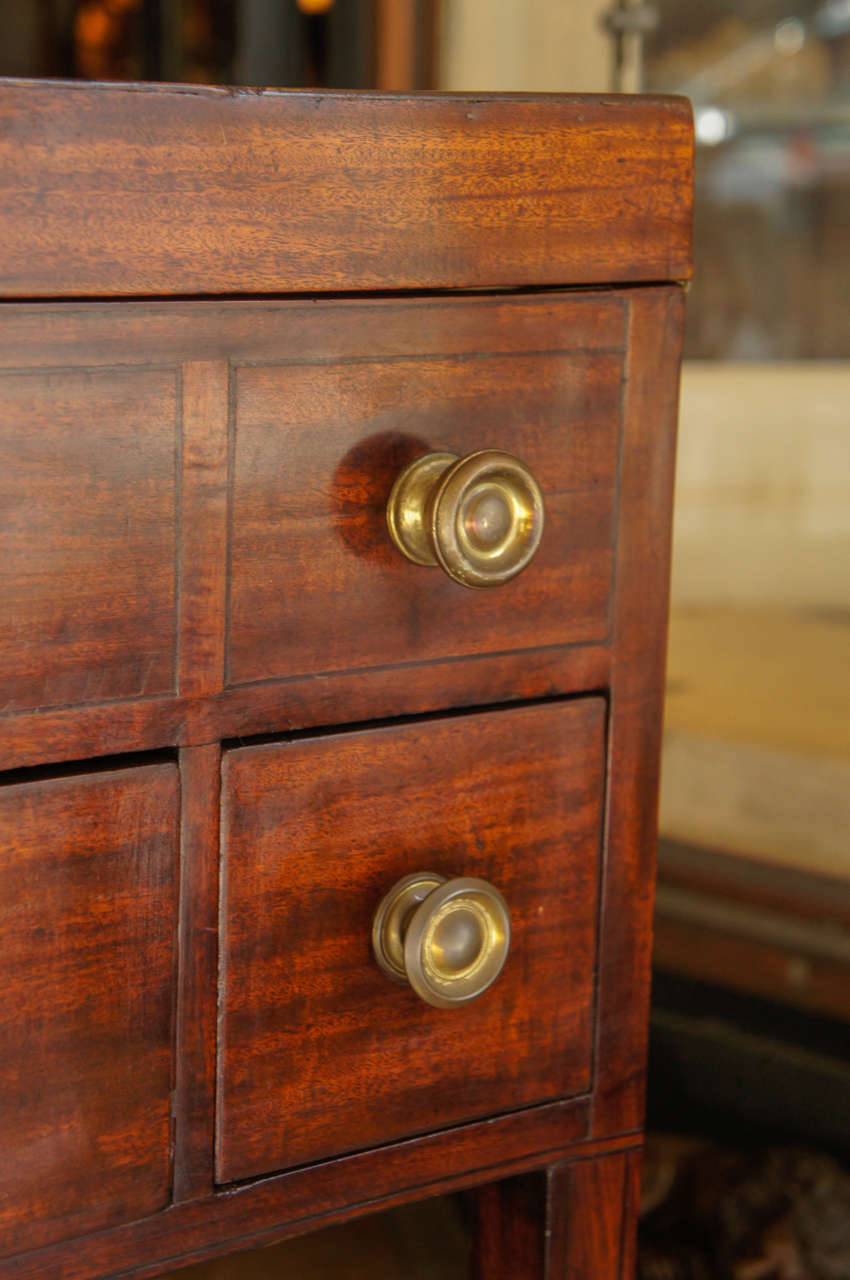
[
  {"left": 220, "top": 687, "right": 609, "bottom": 753},
  {"left": 0, "top": 746, "right": 177, "bottom": 789},
  {"left": 213, "top": 1092, "right": 593, "bottom": 1191}
]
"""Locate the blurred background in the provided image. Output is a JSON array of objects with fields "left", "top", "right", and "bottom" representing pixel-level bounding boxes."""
[{"left": 4, "top": 2, "right": 848, "bottom": 1274}]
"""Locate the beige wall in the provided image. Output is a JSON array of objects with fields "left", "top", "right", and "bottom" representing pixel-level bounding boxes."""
[
  {"left": 438, "top": 0, "right": 610, "bottom": 92},
  {"left": 671, "top": 362, "right": 850, "bottom": 610}
]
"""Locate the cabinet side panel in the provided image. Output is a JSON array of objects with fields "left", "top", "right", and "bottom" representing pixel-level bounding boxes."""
[{"left": 593, "top": 287, "right": 686, "bottom": 1136}]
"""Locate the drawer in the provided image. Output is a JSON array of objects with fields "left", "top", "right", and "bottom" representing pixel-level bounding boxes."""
[
  {"left": 0, "top": 291, "right": 622, "bottom": 745},
  {"left": 217, "top": 697, "right": 605, "bottom": 1184},
  {"left": 227, "top": 301, "right": 623, "bottom": 687},
  {"left": 0, "top": 761, "right": 178, "bottom": 1258},
  {"left": 0, "top": 368, "right": 178, "bottom": 713}
]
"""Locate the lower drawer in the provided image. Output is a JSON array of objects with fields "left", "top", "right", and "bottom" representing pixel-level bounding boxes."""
[
  {"left": 0, "top": 762, "right": 178, "bottom": 1258},
  {"left": 216, "top": 697, "right": 605, "bottom": 1184}
]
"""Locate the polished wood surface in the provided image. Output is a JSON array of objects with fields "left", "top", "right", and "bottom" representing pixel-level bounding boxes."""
[
  {"left": 559, "top": 1151, "right": 642, "bottom": 1276},
  {"left": 0, "top": 643, "right": 611, "bottom": 773},
  {"left": 592, "top": 287, "right": 684, "bottom": 1138},
  {"left": 0, "top": 367, "right": 177, "bottom": 713},
  {"left": 178, "top": 365, "right": 230, "bottom": 701},
  {"left": 2, "top": 1107, "right": 622, "bottom": 1280},
  {"left": 0, "top": 763, "right": 178, "bottom": 1258},
  {"left": 173, "top": 744, "right": 222, "bottom": 1203},
  {"left": 0, "top": 291, "right": 622, "bottom": 768},
  {"left": 0, "top": 83, "right": 690, "bottom": 1280},
  {"left": 469, "top": 1172, "right": 548, "bottom": 1278},
  {"left": 470, "top": 1151, "right": 642, "bottom": 1278},
  {"left": 228, "top": 306, "right": 621, "bottom": 685},
  {"left": 0, "top": 83, "right": 692, "bottom": 297},
  {"left": 218, "top": 698, "right": 604, "bottom": 1181}
]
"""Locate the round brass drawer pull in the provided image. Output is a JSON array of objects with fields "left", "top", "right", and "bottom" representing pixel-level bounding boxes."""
[
  {"left": 372, "top": 872, "right": 511, "bottom": 1009},
  {"left": 386, "top": 450, "right": 544, "bottom": 588}
]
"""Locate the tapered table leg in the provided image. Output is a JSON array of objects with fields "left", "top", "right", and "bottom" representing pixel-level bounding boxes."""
[
  {"left": 469, "top": 1170, "right": 548, "bottom": 1278},
  {"left": 469, "top": 1150, "right": 641, "bottom": 1278}
]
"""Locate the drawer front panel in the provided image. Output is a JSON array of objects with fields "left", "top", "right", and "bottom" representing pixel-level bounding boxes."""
[
  {"left": 228, "top": 347, "right": 621, "bottom": 687},
  {"left": 0, "top": 368, "right": 177, "bottom": 713},
  {"left": 217, "top": 697, "right": 605, "bottom": 1183},
  {"left": 0, "top": 762, "right": 178, "bottom": 1258},
  {"left": 0, "top": 292, "right": 628, "bottom": 769}
]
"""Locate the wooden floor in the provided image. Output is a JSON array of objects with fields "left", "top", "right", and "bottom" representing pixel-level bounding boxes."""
[
  {"left": 655, "top": 604, "right": 850, "bottom": 1020},
  {"left": 660, "top": 605, "right": 850, "bottom": 878}
]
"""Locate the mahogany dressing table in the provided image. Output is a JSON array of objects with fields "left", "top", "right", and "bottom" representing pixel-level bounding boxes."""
[{"left": 0, "top": 81, "right": 692, "bottom": 1278}]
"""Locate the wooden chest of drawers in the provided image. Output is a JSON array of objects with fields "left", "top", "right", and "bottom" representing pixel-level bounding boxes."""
[{"left": 0, "top": 81, "right": 692, "bottom": 1278}]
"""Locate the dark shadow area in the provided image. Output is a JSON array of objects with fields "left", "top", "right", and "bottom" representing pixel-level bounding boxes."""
[
  {"left": 331, "top": 429, "right": 430, "bottom": 564},
  {"left": 643, "top": 970, "right": 850, "bottom": 1278}
]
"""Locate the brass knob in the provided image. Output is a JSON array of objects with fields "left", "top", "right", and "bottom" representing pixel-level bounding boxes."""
[
  {"left": 372, "top": 872, "right": 511, "bottom": 1009},
  {"left": 386, "top": 450, "right": 544, "bottom": 588}
]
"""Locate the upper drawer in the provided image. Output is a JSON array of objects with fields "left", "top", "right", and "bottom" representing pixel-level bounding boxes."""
[
  {"left": 0, "top": 366, "right": 177, "bottom": 714},
  {"left": 228, "top": 296, "right": 623, "bottom": 687},
  {"left": 0, "top": 291, "right": 627, "bottom": 736}
]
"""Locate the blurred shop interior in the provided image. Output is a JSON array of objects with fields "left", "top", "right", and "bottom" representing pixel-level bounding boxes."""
[{"left": 4, "top": 2, "right": 850, "bottom": 1276}]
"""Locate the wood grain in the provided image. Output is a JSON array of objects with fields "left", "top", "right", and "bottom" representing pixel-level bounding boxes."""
[
  {"left": 469, "top": 1152, "right": 639, "bottom": 1279},
  {"left": 468, "top": 1171, "right": 547, "bottom": 1278},
  {"left": 620, "top": 1149, "right": 643, "bottom": 1279},
  {"left": 591, "top": 287, "right": 685, "bottom": 1138},
  {"left": 0, "top": 763, "right": 178, "bottom": 1258},
  {"left": 217, "top": 698, "right": 605, "bottom": 1182},
  {"left": 173, "top": 745, "right": 222, "bottom": 1203},
  {"left": 228, "top": 344, "right": 621, "bottom": 686},
  {"left": 0, "top": 83, "right": 693, "bottom": 297},
  {"left": 0, "top": 290, "right": 619, "bottom": 766},
  {"left": 178, "top": 363, "right": 230, "bottom": 699},
  {"left": 0, "top": 1106, "right": 631, "bottom": 1280},
  {"left": 0, "top": 644, "right": 611, "bottom": 772},
  {"left": 0, "top": 294, "right": 626, "bottom": 372},
  {"left": 0, "top": 80, "right": 690, "bottom": 1277},
  {"left": 0, "top": 367, "right": 178, "bottom": 714},
  {"left": 560, "top": 1152, "right": 634, "bottom": 1277}
]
